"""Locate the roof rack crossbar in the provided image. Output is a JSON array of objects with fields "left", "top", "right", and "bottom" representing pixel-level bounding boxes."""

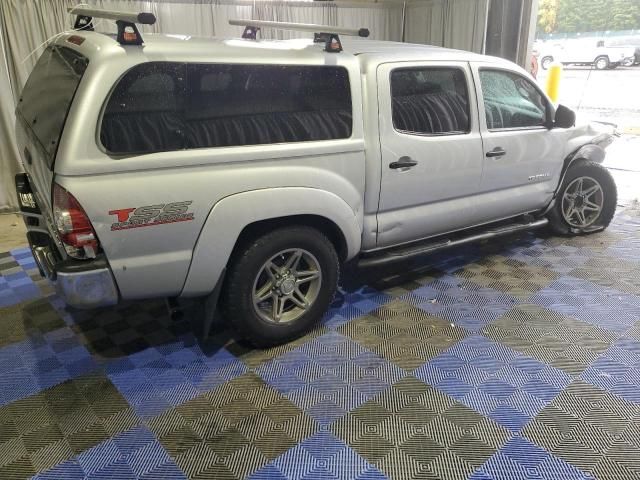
[
  {"left": 67, "top": 7, "right": 156, "bottom": 45},
  {"left": 228, "top": 19, "right": 369, "bottom": 53}
]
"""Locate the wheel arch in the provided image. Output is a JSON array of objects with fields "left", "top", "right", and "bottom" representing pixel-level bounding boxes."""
[
  {"left": 232, "top": 214, "right": 349, "bottom": 263},
  {"left": 180, "top": 187, "right": 362, "bottom": 297}
]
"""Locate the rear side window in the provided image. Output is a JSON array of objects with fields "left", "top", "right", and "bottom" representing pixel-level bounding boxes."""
[
  {"left": 100, "top": 63, "right": 352, "bottom": 155},
  {"left": 100, "top": 63, "right": 186, "bottom": 154},
  {"left": 479, "top": 69, "right": 547, "bottom": 130},
  {"left": 17, "top": 45, "right": 88, "bottom": 167},
  {"left": 391, "top": 67, "right": 470, "bottom": 135}
]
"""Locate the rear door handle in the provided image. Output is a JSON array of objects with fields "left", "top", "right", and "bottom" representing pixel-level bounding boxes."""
[
  {"left": 389, "top": 156, "right": 418, "bottom": 169},
  {"left": 486, "top": 147, "right": 506, "bottom": 158}
]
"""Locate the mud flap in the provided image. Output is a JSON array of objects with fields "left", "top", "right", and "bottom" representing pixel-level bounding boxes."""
[{"left": 196, "top": 268, "right": 226, "bottom": 339}]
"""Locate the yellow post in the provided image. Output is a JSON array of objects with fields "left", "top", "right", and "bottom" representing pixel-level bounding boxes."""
[{"left": 545, "top": 62, "right": 563, "bottom": 104}]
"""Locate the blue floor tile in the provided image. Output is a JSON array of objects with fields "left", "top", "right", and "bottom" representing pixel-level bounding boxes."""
[
  {"left": 415, "top": 335, "right": 571, "bottom": 432},
  {"left": 471, "top": 436, "right": 594, "bottom": 480},
  {"left": 107, "top": 343, "right": 247, "bottom": 419},
  {"left": 581, "top": 337, "right": 640, "bottom": 403},
  {"left": 529, "top": 276, "right": 640, "bottom": 333},
  {"left": 406, "top": 275, "right": 519, "bottom": 332},
  {"left": 263, "top": 431, "right": 386, "bottom": 480},
  {"left": 257, "top": 331, "right": 406, "bottom": 425}
]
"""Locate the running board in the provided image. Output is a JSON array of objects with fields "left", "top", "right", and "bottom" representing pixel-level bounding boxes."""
[{"left": 358, "top": 218, "right": 549, "bottom": 269}]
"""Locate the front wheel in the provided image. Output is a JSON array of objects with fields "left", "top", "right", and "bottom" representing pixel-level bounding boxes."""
[
  {"left": 221, "top": 226, "right": 339, "bottom": 347},
  {"left": 547, "top": 161, "right": 617, "bottom": 235}
]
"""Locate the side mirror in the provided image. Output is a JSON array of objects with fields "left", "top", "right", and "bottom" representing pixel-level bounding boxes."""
[{"left": 554, "top": 104, "right": 576, "bottom": 128}]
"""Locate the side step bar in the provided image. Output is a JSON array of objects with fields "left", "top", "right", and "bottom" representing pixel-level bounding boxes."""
[{"left": 358, "top": 218, "right": 548, "bottom": 269}]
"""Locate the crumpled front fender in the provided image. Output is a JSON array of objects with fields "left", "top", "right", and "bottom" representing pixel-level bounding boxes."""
[{"left": 543, "top": 122, "right": 618, "bottom": 214}]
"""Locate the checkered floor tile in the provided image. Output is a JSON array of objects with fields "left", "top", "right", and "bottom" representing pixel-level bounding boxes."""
[
  {"left": 482, "top": 303, "right": 617, "bottom": 375},
  {"left": 255, "top": 331, "right": 406, "bottom": 426},
  {"left": 402, "top": 275, "right": 519, "bottom": 332},
  {"left": 522, "top": 380, "right": 640, "bottom": 479},
  {"left": 332, "top": 376, "right": 510, "bottom": 480},
  {"left": 453, "top": 256, "right": 560, "bottom": 301},
  {"left": 529, "top": 276, "right": 640, "bottom": 334},
  {"left": 413, "top": 335, "right": 572, "bottom": 432},
  {"left": 1, "top": 206, "right": 640, "bottom": 479},
  {"left": 338, "top": 299, "right": 468, "bottom": 371}
]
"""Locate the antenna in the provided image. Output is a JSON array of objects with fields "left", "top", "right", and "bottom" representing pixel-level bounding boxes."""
[
  {"left": 228, "top": 19, "right": 370, "bottom": 53},
  {"left": 67, "top": 7, "right": 156, "bottom": 45}
]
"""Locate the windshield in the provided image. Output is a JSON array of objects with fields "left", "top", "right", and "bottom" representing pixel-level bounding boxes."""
[{"left": 16, "top": 45, "right": 88, "bottom": 168}]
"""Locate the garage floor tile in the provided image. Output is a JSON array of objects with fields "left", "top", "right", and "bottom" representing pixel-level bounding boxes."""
[{"left": 1, "top": 206, "right": 640, "bottom": 479}]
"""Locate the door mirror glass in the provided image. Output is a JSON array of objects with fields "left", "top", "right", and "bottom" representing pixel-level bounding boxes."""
[{"left": 554, "top": 104, "right": 576, "bottom": 128}]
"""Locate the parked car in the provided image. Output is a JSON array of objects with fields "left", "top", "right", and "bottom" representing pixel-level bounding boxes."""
[
  {"left": 539, "top": 39, "right": 635, "bottom": 69},
  {"left": 15, "top": 8, "right": 618, "bottom": 346},
  {"left": 607, "top": 37, "right": 640, "bottom": 65}
]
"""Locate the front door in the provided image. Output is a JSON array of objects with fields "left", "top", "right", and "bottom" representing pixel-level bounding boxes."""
[
  {"left": 472, "top": 65, "right": 565, "bottom": 219},
  {"left": 376, "top": 61, "right": 486, "bottom": 248}
]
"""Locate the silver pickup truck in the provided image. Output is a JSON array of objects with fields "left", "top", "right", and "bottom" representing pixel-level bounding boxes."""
[{"left": 15, "top": 8, "right": 617, "bottom": 346}]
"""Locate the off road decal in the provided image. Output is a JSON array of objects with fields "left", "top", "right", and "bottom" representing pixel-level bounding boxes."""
[{"left": 109, "top": 201, "right": 194, "bottom": 231}]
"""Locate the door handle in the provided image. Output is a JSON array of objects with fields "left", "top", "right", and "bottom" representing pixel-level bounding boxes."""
[
  {"left": 486, "top": 147, "right": 506, "bottom": 158},
  {"left": 389, "top": 156, "right": 418, "bottom": 169}
]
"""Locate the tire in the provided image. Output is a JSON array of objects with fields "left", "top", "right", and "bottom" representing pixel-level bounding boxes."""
[
  {"left": 541, "top": 56, "right": 553, "bottom": 70},
  {"left": 547, "top": 161, "right": 617, "bottom": 236},
  {"left": 221, "top": 226, "right": 339, "bottom": 347},
  {"left": 594, "top": 56, "right": 609, "bottom": 70}
]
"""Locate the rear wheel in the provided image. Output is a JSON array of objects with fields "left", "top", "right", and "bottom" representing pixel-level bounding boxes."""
[
  {"left": 594, "top": 56, "right": 610, "bottom": 70},
  {"left": 541, "top": 56, "right": 553, "bottom": 70},
  {"left": 547, "top": 161, "right": 617, "bottom": 235},
  {"left": 222, "top": 226, "right": 339, "bottom": 347}
]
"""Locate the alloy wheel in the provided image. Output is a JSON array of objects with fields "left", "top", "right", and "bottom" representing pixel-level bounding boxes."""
[
  {"left": 561, "top": 176, "right": 604, "bottom": 228},
  {"left": 252, "top": 248, "right": 322, "bottom": 324}
]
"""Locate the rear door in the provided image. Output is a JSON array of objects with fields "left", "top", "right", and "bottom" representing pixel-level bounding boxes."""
[
  {"left": 375, "top": 61, "right": 485, "bottom": 248},
  {"left": 472, "top": 65, "right": 565, "bottom": 218},
  {"left": 15, "top": 44, "right": 88, "bottom": 214}
]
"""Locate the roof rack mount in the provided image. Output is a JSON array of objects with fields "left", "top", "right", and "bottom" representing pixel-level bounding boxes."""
[
  {"left": 228, "top": 19, "right": 369, "bottom": 53},
  {"left": 67, "top": 7, "right": 156, "bottom": 45}
]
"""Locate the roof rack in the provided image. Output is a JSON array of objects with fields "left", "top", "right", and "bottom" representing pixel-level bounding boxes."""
[
  {"left": 228, "top": 19, "right": 370, "bottom": 53},
  {"left": 67, "top": 7, "right": 156, "bottom": 45}
]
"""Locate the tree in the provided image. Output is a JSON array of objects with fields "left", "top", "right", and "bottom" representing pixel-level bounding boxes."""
[
  {"left": 538, "top": 0, "right": 640, "bottom": 33},
  {"left": 538, "top": 0, "right": 559, "bottom": 34}
]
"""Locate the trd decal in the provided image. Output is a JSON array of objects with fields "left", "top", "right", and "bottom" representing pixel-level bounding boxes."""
[{"left": 109, "top": 201, "right": 194, "bottom": 231}]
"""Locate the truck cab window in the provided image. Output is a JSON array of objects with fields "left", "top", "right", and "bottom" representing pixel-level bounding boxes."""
[
  {"left": 479, "top": 69, "right": 547, "bottom": 130},
  {"left": 390, "top": 67, "right": 470, "bottom": 135}
]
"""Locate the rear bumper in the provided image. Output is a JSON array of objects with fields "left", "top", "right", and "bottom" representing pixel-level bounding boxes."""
[{"left": 31, "top": 240, "right": 119, "bottom": 309}]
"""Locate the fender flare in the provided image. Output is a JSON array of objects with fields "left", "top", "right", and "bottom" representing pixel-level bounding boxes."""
[
  {"left": 180, "top": 187, "right": 362, "bottom": 297},
  {"left": 543, "top": 142, "right": 607, "bottom": 214}
]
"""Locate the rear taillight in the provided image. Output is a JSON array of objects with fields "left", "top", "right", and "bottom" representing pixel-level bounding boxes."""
[{"left": 53, "top": 183, "right": 100, "bottom": 259}]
